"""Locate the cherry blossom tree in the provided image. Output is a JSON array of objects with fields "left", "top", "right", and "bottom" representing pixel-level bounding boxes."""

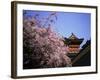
[{"left": 23, "top": 12, "right": 72, "bottom": 69}]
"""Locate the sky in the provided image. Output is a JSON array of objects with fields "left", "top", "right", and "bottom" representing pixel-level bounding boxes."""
[{"left": 23, "top": 10, "right": 91, "bottom": 47}]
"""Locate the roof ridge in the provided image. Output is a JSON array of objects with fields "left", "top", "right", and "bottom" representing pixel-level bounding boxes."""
[{"left": 69, "top": 33, "right": 78, "bottom": 39}]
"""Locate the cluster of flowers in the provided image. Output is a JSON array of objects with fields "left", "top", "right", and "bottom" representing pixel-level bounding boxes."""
[{"left": 23, "top": 17, "right": 72, "bottom": 69}]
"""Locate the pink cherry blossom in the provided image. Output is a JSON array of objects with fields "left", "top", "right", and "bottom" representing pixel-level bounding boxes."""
[{"left": 23, "top": 16, "right": 72, "bottom": 69}]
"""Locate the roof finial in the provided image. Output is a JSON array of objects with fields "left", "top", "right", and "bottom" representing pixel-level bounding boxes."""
[{"left": 69, "top": 33, "right": 78, "bottom": 39}]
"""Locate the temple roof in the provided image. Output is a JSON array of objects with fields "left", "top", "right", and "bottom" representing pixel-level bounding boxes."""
[
  {"left": 68, "top": 33, "right": 78, "bottom": 39},
  {"left": 64, "top": 33, "right": 84, "bottom": 45},
  {"left": 72, "top": 43, "right": 90, "bottom": 66}
]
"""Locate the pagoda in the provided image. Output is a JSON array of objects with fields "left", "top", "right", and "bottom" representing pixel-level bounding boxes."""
[{"left": 64, "top": 33, "right": 84, "bottom": 60}]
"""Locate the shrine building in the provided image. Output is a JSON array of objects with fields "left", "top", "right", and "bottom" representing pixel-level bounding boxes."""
[{"left": 64, "top": 33, "right": 84, "bottom": 61}]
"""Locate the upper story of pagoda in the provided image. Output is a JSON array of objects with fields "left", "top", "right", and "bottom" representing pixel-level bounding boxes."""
[
  {"left": 64, "top": 33, "right": 84, "bottom": 53},
  {"left": 64, "top": 33, "right": 84, "bottom": 46}
]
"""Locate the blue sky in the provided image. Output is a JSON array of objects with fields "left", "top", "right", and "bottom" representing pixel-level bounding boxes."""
[{"left": 23, "top": 10, "right": 91, "bottom": 47}]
